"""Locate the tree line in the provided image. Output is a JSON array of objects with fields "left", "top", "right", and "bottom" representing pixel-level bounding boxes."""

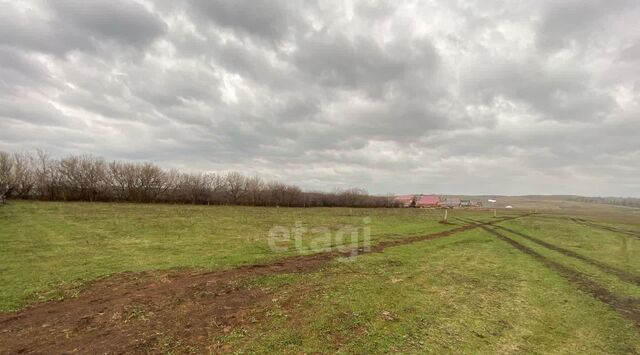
[{"left": 0, "top": 150, "right": 397, "bottom": 207}]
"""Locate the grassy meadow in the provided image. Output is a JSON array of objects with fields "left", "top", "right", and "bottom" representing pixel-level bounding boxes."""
[
  {"left": 0, "top": 200, "right": 468, "bottom": 311},
  {"left": 1, "top": 200, "right": 639, "bottom": 353},
  {"left": 227, "top": 228, "right": 640, "bottom": 353}
]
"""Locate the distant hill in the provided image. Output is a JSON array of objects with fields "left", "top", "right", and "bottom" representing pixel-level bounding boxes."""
[{"left": 538, "top": 195, "right": 640, "bottom": 208}]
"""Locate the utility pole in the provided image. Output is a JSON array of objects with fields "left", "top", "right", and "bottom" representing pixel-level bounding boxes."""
[{"left": 488, "top": 198, "right": 497, "bottom": 218}]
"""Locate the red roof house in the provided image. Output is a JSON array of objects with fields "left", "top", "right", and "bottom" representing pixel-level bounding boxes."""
[{"left": 415, "top": 194, "right": 440, "bottom": 208}]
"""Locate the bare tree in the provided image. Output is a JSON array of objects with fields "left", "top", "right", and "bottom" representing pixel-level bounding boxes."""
[
  {"left": 108, "top": 161, "right": 137, "bottom": 201},
  {"left": 245, "top": 175, "right": 264, "bottom": 205},
  {"left": 137, "top": 163, "right": 170, "bottom": 203},
  {"left": 207, "top": 173, "right": 226, "bottom": 204},
  {"left": 266, "top": 181, "right": 302, "bottom": 206},
  {"left": 10, "top": 152, "right": 36, "bottom": 198},
  {"left": 177, "top": 173, "right": 211, "bottom": 204},
  {"left": 0, "top": 152, "right": 13, "bottom": 202},
  {"left": 58, "top": 155, "right": 106, "bottom": 201},
  {"left": 34, "top": 149, "right": 61, "bottom": 200},
  {"left": 225, "top": 171, "right": 247, "bottom": 204},
  {"left": 1, "top": 149, "right": 392, "bottom": 207},
  {"left": 340, "top": 188, "right": 368, "bottom": 207}
]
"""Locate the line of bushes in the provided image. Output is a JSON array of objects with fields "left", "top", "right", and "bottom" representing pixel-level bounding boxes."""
[{"left": 0, "top": 150, "right": 398, "bottom": 207}]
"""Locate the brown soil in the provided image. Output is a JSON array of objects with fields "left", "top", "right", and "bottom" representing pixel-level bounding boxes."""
[
  {"left": 479, "top": 225, "right": 640, "bottom": 329},
  {"left": 0, "top": 217, "right": 521, "bottom": 354}
]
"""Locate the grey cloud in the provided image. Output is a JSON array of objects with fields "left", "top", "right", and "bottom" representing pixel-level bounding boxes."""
[
  {"left": 341, "top": 98, "right": 455, "bottom": 142},
  {"left": 189, "top": 0, "right": 303, "bottom": 42},
  {"left": 206, "top": 35, "right": 298, "bottom": 90},
  {"left": 0, "top": 1, "right": 165, "bottom": 56},
  {"left": 536, "top": 0, "right": 634, "bottom": 52},
  {"left": 354, "top": 1, "right": 397, "bottom": 20},
  {"left": 49, "top": 0, "right": 167, "bottom": 48},
  {"left": 0, "top": 95, "right": 71, "bottom": 126},
  {"left": 0, "top": 48, "right": 52, "bottom": 87},
  {"left": 0, "top": 8, "right": 91, "bottom": 55},
  {"left": 462, "top": 59, "right": 616, "bottom": 122},
  {"left": 0, "top": 0, "right": 638, "bottom": 196},
  {"left": 293, "top": 34, "right": 439, "bottom": 96},
  {"left": 275, "top": 97, "right": 321, "bottom": 122},
  {"left": 620, "top": 41, "right": 640, "bottom": 62},
  {"left": 128, "top": 64, "right": 222, "bottom": 108}
]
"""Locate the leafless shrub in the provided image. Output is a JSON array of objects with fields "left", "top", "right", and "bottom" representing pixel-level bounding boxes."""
[{"left": 1, "top": 149, "right": 393, "bottom": 207}]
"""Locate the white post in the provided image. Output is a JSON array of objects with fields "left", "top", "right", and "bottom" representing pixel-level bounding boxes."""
[{"left": 444, "top": 209, "right": 448, "bottom": 222}]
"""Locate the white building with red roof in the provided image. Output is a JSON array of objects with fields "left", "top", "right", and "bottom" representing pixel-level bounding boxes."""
[{"left": 415, "top": 194, "right": 440, "bottom": 207}]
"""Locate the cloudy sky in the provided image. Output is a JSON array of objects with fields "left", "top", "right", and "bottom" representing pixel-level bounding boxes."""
[{"left": 1, "top": 0, "right": 639, "bottom": 196}]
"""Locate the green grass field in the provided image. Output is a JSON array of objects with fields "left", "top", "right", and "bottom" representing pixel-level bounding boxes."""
[
  {"left": 234, "top": 228, "right": 639, "bottom": 353},
  {"left": 0, "top": 201, "right": 467, "bottom": 311},
  {"left": 1, "top": 201, "right": 639, "bottom": 353}
]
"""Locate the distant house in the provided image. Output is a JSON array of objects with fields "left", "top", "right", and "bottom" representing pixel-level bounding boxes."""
[
  {"left": 394, "top": 195, "right": 481, "bottom": 209},
  {"left": 415, "top": 194, "right": 440, "bottom": 208},
  {"left": 394, "top": 195, "right": 415, "bottom": 207},
  {"left": 438, "top": 198, "right": 461, "bottom": 208}
]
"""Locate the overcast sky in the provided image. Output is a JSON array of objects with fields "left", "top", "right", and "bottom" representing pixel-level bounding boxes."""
[{"left": 1, "top": 0, "right": 639, "bottom": 196}]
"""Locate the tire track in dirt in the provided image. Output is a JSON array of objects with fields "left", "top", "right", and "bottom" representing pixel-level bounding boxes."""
[
  {"left": 570, "top": 218, "right": 640, "bottom": 239},
  {"left": 0, "top": 215, "right": 525, "bottom": 354},
  {"left": 479, "top": 225, "right": 640, "bottom": 329},
  {"left": 495, "top": 224, "right": 640, "bottom": 286},
  {"left": 460, "top": 218, "right": 640, "bottom": 286}
]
